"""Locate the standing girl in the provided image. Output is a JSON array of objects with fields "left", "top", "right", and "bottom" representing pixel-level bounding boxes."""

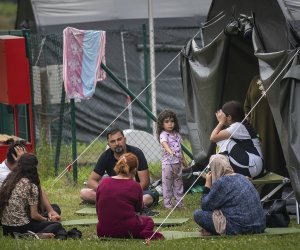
[{"left": 157, "top": 109, "right": 187, "bottom": 209}]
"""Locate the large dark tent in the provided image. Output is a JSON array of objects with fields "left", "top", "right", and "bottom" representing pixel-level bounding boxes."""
[{"left": 181, "top": 0, "right": 300, "bottom": 202}]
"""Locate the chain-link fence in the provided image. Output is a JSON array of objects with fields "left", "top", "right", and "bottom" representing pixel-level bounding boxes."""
[{"left": 28, "top": 25, "right": 202, "bottom": 180}]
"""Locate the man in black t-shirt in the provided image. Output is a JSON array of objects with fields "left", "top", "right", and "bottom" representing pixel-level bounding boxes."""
[
  {"left": 93, "top": 144, "right": 148, "bottom": 182},
  {"left": 80, "top": 127, "right": 159, "bottom": 210}
]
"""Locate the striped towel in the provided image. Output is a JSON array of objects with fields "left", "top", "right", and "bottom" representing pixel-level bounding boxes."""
[{"left": 63, "top": 27, "right": 106, "bottom": 99}]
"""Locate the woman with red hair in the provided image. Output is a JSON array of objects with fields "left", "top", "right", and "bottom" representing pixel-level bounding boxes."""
[{"left": 96, "top": 152, "right": 163, "bottom": 240}]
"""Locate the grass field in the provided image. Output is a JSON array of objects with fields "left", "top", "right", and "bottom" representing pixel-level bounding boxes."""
[
  {"left": 0, "top": 2, "right": 17, "bottom": 30},
  {"left": 1, "top": 167, "right": 300, "bottom": 250},
  {"left": 1, "top": 2, "right": 299, "bottom": 249}
]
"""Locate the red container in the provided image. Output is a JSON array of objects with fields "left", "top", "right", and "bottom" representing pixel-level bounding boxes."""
[
  {"left": 0, "top": 143, "right": 33, "bottom": 162},
  {"left": 0, "top": 35, "right": 34, "bottom": 162},
  {"left": 0, "top": 35, "right": 31, "bottom": 105}
]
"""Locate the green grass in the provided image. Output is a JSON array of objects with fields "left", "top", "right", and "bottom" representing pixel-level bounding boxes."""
[
  {"left": 2, "top": 139, "right": 300, "bottom": 249},
  {"left": 1, "top": 3, "right": 298, "bottom": 248},
  {"left": 0, "top": 2, "right": 17, "bottom": 30},
  {"left": 1, "top": 175, "right": 300, "bottom": 249},
  {"left": 1, "top": 234, "right": 300, "bottom": 250}
]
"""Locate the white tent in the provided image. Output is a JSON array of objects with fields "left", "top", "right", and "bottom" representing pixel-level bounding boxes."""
[{"left": 16, "top": 0, "right": 212, "bottom": 32}]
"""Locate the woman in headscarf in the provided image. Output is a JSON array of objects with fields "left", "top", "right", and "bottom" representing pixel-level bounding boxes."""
[{"left": 194, "top": 154, "right": 266, "bottom": 235}]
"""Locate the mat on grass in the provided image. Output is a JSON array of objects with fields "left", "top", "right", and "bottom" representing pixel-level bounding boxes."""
[
  {"left": 62, "top": 218, "right": 97, "bottom": 226},
  {"left": 75, "top": 207, "right": 96, "bottom": 215},
  {"left": 75, "top": 207, "right": 165, "bottom": 216},
  {"left": 161, "top": 227, "right": 300, "bottom": 240},
  {"left": 62, "top": 218, "right": 189, "bottom": 227},
  {"left": 154, "top": 218, "right": 189, "bottom": 225}
]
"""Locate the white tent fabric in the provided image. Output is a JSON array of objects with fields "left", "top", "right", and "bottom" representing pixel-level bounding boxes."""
[
  {"left": 30, "top": 0, "right": 211, "bottom": 28},
  {"left": 124, "top": 129, "right": 162, "bottom": 163}
]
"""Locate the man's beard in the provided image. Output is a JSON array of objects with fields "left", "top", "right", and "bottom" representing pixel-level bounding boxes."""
[{"left": 115, "top": 146, "right": 124, "bottom": 154}]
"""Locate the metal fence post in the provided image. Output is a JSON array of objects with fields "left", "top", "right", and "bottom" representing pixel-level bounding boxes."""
[
  {"left": 70, "top": 98, "right": 78, "bottom": 183},
  {"left": 54, "top": 84, "right": 66, "bottom": 175}
]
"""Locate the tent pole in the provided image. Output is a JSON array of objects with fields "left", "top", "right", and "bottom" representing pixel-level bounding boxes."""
[
  {"left": 142, "top": 24, "right": 151, "bottom": 133},
  {"left": 148, "top": 0, "right": 157, "bottom": 137},
  {"left": 120, "top": 31, "right": 134, "bottom": 130}
]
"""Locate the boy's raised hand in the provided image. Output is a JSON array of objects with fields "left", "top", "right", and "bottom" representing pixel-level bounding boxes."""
[{"left": 215, "top": 110, "right": 227, "bottom": 124}]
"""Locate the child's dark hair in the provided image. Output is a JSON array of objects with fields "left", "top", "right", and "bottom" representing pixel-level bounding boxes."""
[
  {"left": 221, "top": 101, "right": 245, "bottom": 122},
  {"left": 156, "top": 109, "right": 180, "bottom": 139}
]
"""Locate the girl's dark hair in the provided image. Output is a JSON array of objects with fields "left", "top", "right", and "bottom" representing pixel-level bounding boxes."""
[
  {"left": 221, "top": 101, "right": 245, "bottom": 122},
  {"left": 156, "top": 109, "right": 180, "bottom": 139},
  {"left": 0, "top": 153, "right": 42, "bottom": 218},
  {"left": 114, "top": 153, "right": 139, "bottom": 176}
]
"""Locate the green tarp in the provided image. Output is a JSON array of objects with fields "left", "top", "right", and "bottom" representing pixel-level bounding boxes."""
[
  {"left": 62, "top": 218, "right": 189, "bottom": 227},
  {"left": 75, "top": 207, "right": 96, "bottom": 215},
  {"left": 181, "top": 0, "right": 300, "bottom": 203},
  {"left": 162, "top": 228, "right": 300, "bottom": 240}
]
